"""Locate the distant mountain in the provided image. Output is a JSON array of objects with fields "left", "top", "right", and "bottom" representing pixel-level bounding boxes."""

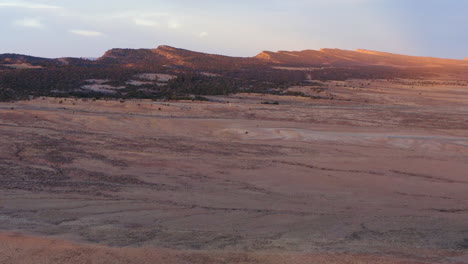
[
  {"left": 99, "top": 46, "right": 468, "bottom": 69},
  {"left": 1, "top": 45, "right": 467, "bottom": 70},
  {"left": 98, "top": 45, "right": 264, "bottom": 70},
  {"left": 0, "top": 54, "right": 59, "bottom": 68},
  {"left": 0, "top": 54, "right": 95, "bottom": 68},
  {"left": 255, "top": 48, "right": 468, "bottom": 67},
  {"left": 1, "top": 45, "right": 467, "bottom": 101}
]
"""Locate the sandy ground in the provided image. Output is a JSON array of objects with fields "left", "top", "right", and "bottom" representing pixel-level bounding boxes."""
[
  {"left": 0, "top": 79, "right": 467, "bottom": 263},
  {"left": 0, "top": 232, "right": 445, "bottom": 264}
]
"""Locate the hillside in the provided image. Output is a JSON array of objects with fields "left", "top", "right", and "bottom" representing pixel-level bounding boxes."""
[
  {"left": 256, "top": 48, "right": 468, "bottom": 67},
  {"left": 98, "top": 45, "right": 265, "bottom": 70},
  {"left": 0, "top": 54, "right": 60, "bottom": 68},
  {"left": 1, "top": 45, "right": 467, "bottom": 101},
  {"left": 2, "top": 45, "right": 468, "bottom": 70},
  {"left": 98, "top": 46, "right": 468, "bottom": 69}
]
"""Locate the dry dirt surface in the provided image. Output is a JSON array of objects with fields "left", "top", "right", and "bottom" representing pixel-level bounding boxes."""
[
  {"left": 0, "top": 79, "right": 467, "bottom": 263},
  {"left": 0, "top": 233, "right": 445, "bottom": 264}
]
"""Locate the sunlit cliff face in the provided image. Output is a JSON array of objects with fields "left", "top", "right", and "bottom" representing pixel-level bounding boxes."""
[{"left": 254, "top": 48, "right": 468, "bottom": 68}]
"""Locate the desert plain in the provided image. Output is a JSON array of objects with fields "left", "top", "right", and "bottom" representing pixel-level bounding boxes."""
[{"left": 0, "top": 79, "right": 467, "bottom": 263}]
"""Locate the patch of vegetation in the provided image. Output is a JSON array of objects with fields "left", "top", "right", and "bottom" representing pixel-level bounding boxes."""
[
  {"left": 0, "top": 59, "right": 438, "bottom": 102},
  {"left": 282, "top": 91, "right": 308, "bottom": 97}
]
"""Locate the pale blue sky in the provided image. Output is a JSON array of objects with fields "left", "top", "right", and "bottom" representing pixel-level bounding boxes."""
[{"left": 0, "top": 0, "right": 467, "bottom": 59}]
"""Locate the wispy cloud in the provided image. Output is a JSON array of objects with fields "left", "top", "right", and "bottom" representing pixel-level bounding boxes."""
[
  {"left": 168, "top": 19, "right": 181, "bottom": 29},
  {"left": 69, "top": 29, "right": 103, "bottom": 37},
  {"left": 131, "top": 13, "right": 182, "bottom": 30},
  {"left": 0, "top": 1, "right": 61, "bottom": 9},
  {"left": 198, "top": 32, "right": 208, "bottom": 38},
  {"left": 14, "top": 17, "right": 43, "bottom": 28},
  {"left": 134, "top": 18, "right": 160, "bottom": 27}
]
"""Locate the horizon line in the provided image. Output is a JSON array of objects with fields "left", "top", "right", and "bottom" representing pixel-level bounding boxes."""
[{"left": 1, "top": 45, "right": 467, "bottom": 61}]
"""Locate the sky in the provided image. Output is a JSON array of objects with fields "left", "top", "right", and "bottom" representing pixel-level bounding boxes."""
[{"left": 0, "top": 0, "right": 467, "bottom": 59}]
